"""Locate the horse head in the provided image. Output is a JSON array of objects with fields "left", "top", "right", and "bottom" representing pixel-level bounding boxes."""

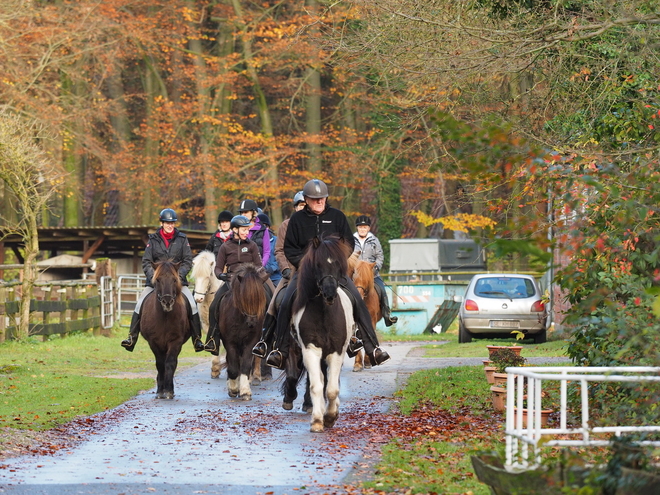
[
  {"left": 353, "top": 260, "right": 376, "bottom": 298},
  {"left": 192, "top": 251, "right": 216, "bottom": 303},
  {"left": 302, "top": 235, "right": 350, "bottom": 306},
  {"left": 152, "top": 260, "right": 182, "bottom": 312}
]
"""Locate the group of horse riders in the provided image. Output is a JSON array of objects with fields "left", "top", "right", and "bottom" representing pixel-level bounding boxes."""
[{"left": 120, "top": 178, "right": 397, "bottom": 368}]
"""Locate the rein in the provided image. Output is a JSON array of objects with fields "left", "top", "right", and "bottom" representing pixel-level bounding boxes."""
[
  {"left": 194, "top": 278, "right": 217, "bottom": 298},
  {"left": 317, "top": 274, "right": 338, "bottom": 295}
]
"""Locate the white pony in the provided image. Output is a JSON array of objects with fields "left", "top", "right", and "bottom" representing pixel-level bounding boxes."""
[{"left": 191, "top": 251, "right": 225, "bottom": 378}]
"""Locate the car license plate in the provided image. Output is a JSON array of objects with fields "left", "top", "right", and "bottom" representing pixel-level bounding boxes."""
[{"left": 491, "top": 320, "right": 520, "bottom": 328}]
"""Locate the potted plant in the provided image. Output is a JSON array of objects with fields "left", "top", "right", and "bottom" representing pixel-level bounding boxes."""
[
  {"left": 486, "top": 331, "right": 525, "bottom": 358},
  {"left": 490, "top": 347, "right": 527, "bottom": 385}
]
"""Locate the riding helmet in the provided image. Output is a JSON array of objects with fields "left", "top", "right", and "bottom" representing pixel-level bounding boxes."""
[
  {"left": 238, "top": 199, "right": 258, "bottom": 213},
  {"left": 217, "top": 210, "right": 233, "bottom": 223},
  {"left": 159, "top": 208, "right": 178, "bottom": 222},
  {"left": 355, "top": 215, "right": 371, "bottom": 227},
  {"left": 302, "top": 179, "right": 329, "bottom": 199},
  {"left": 293, "top": 190, "right": 305, "bottom": 206},
  {"left": 230, "top": 215, "right": 251, "bottom": 229},
  {"left": 257, "top": 213, "right": 271, "bottom": 226}
]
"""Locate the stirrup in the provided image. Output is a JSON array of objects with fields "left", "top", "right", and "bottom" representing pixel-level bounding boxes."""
[
  {"left": 346, "top": 336, "right": 363, "bottom": 358},
  {"left": 203, "top": 338, "right": 217, "bottom": 353},
  {"left": 193, "top": 339, "right": 205, "bottom": 352},
  {"left": 384, "top": 314, "right": 398, "bottom": 327},
  {"left": 121, "top": 335, "right": 136, "bottom": 352},
  {"left": 266, "top": 350, "right": 285, "bottom": 369},
  {"left": 252, "top": 340, "right": 268, "bottom": 358},
  {"left": 371, "top": 347, "right": 391, "bottom": 366}
]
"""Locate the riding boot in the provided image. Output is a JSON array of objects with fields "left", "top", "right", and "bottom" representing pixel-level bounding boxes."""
[
  {"left": 346, "top": 327, "right": 364, "bottom": 358},
  {"left": 120, "top": 312, "right": 141, "bottom": 352},
  {"left": 377, "top": 285, "right": 398, "bottom": 327},
  {"left": 266, "top": 331, "right": 288, "bottom": 370},
  {"left": 266, "top": 281, "right": 296, "bottom": 370},
  {"left": 190, "top": 313, "right": 205, "bottom": 352},
  {"left": 253, "top": 313, "right": 276, "bottom": 358},
  {"left": 204, "top": 288, "right": 224, "bottom": 354}
]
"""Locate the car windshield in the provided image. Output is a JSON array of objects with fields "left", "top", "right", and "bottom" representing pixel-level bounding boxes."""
[{"left": 474, "top": 277, "right": 535, "bottom": 299}]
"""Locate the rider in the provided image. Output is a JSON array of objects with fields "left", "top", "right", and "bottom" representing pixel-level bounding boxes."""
[
  {"left": 203, "top": 215, "right": 265, "bottom": 355},
  {"left": 205, "top": 210, "right": 234, "bottom": 256},
  {"left": 264, "top": 179, "right": 391, "bottom": 369},
  {"left": 353, "top": 215, "right": 398, "bottom": 327},
  {"left": 238, "top": 199, "right": 271, "bottom": 267},
  {"left": 121, "top": 208, "right": 205, "bottom": 352},
  {"left": 257, "top": 212, "right": 282, "bottom": 286},
  {"left": 252, "top": 190, "right": 305, "bottom": 358}
]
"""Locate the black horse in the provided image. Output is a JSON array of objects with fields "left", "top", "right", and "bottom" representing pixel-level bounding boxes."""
[
  {"left": 216, "top": 263, "right": 269, "bottom": 400},
  {"left": 281, "top": 235, "right": 354, "bottom": 432},
  {"left": 140, "top": 260, "right": 191, "bottom": 400}
]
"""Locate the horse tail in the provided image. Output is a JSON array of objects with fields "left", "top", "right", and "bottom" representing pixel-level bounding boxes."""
[{"left": 233, "top": 265, "right": 267, "bottom": 320}]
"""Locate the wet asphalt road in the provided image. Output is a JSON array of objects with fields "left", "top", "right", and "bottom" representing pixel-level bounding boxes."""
[{"left": 0, "top": 342, "right": 567, "bottom": 495}]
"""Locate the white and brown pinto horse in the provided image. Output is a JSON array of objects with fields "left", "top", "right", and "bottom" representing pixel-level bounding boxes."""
[{"left": 282, "top": 235, "right": 354, "bottom": 433}]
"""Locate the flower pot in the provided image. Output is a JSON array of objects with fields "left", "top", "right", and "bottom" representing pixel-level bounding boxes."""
[
  {"left": 487, "top": 345, "right": 523, "bottom": 357},
  {"left": 483, "top": 359, "right": 493, "bottom": 367},
  {"left": 490, "top": 386, "right": 506, "bottom": 411},
  {"left": 513, "top": 407, "right": 553, "bottom": 427},
  {"left": 493, "top": 372, "right": 508, "bottom": 386},
  {"left": 484, "top": 366, "right": 496, "bottom": 384}
]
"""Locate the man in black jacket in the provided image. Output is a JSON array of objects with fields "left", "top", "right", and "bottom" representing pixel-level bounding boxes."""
[
  {"left": 265, "top": 179, "right": 390, "bottom": 369},
  {"left": 120, "top": 208, "right": 205, "bottom": 352}
]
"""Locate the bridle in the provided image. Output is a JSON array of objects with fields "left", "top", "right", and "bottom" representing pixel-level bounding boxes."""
[
  {"left": 317, "top": 274, "right": 339, "bottom": 294},
  {"left": 194, "top": 276, "right": 218, "bottom": 299}
]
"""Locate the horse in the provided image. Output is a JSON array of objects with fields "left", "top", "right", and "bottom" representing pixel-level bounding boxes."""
[
  {"left": 191, "top": 251, "right": 226, "bottom": 379},
  {"left": 139, "top": 260, "right": 190, "bottom": 400},
  {"left": 348, "top": 257, "right": 382, "bottom": 372},
  {"left": 281, "top": 234, "right": 354, "bottom": 433},
  {"left": 214, "top": 263, "right": 269, "bottom": 400}
]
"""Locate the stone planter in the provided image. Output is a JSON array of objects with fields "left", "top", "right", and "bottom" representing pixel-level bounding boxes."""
[
  {"left": 487, "top": 345, "right": 523, "bottom": 357},
  {"left": 493, "top": 372, "right": 508, "bottom": 386},
  {"left": 484, "top": 366, "right": 497, "bottom": 384},
  {"left": 513, "top": 407, "right": 553, "bottom": 427},
  {"left": 490, "top": 385, "right": 506, "bottom": 411}
]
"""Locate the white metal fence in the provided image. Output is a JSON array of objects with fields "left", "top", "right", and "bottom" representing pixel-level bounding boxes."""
[
  {"left": 116, "top": 275, "right": 146, "bottom": 326},
  {"left": 99, "top": 276, "right": 114, "bottom": 329},
  {"left": 505, "top": 366, "right": 660, "bottom": 469}
]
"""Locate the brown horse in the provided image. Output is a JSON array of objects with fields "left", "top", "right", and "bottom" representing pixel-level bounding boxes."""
[
  {"left": 348, "top": 257, "right": 382, "bottom": 372},
  {"left": 215, "top": 263, "right": 269, "bottom": 400},
  {"left": 140, "top": 260, "right": 191, "bottom": 400}
]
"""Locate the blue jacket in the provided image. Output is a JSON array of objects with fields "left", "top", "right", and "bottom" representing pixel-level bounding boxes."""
[{"left": 264, "top": 233, "right": 282, "bottom": 285}]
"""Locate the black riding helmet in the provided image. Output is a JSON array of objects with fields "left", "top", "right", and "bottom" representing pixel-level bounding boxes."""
[
  {"left": 159, "top": 208, "right": 178, "bottom": 222},
  {"left": 217, "top": 210, "right": 233, "bottom": 223},
  {"left": 230, "top": 215, "right": 251, "bottom": 229},
  {"left": 238, "top": 199, "right": 258, "bottom": 213},
  {"left": 257, "top": 213, "right": 271, "bottom": 226},
  {"left": 355, "top": 215, "right": 371, "bottom": 227}
]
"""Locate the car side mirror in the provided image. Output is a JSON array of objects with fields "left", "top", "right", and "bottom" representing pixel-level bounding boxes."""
[{"left": 453, "top": 295, "right": 463, "bottom": 303}]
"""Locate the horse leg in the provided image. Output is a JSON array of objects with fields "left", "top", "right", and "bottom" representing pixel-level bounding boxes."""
[
  {"left": 363, "top": 351, "right": 373, "bottom": 370},
  {"left": 282, "top": 351, "right": 301, "bottom": 411},
  {"left": 238, "top": 348, "right": 254, "bottom": 400},
  {"left": 160, "top": 349, "right": 179, "bottom": 400},
  {"left": 323, "top": 353, "right": 343, "bottom": 429},
  {"left": 302, "top": 375, "right": 313, "bottom": 413},
  {"left": 154, "top": 352, "right": 166, "bottom": 399},
  {"left": 353, "top": 349, "right": 364, "bottom": 372},
  {"left": 225, "top": 347, "right": 239, "bottom": 398},
  {"left": 251, "top": 357, "right": 262, "bottom": 385},
  {"left": 302, "top": 345, "right": 326, "bottom": 433}
]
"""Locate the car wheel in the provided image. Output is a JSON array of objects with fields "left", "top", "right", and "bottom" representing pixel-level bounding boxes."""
[
  {"left": 533, "top": 330, "right": 547, "bottom": 344},
  {"left": 458, "top": 322, "right": 472, "bottom": 343}
]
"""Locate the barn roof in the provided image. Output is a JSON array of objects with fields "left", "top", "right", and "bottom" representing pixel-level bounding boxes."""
[{"left": 0, "top": 226, "right": 212, "bottom": 263}]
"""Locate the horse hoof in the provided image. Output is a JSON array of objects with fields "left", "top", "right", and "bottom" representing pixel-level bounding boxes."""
[
  {"left": 283, "top": 402, "right": 293, "bottom": 411},
  {"left": 352, "top": 366, "right": 363, "bottom": 372},
  {"left": 228, "top": 390, "right": 238, "bottom": 398},
  {"left": 240, "top": 394, "right": 252, "bottom": 401},
  {"left": 323, "top": 416, "right": 338, "bottom": 428},
  {"left": 302, "top": 404, "right": 313, "bottom": 413},
  {"left": 364, "top": 364, "right": 372, "bottom": 370},
  {"left": 310, "top": 422, "right": 324, "bottom": 433},
  {"left": 250, "top": 378, "right": 261, "bottom": 386},
  {"left": 211, "top": 373, "right": 220, "bottom": 379}
]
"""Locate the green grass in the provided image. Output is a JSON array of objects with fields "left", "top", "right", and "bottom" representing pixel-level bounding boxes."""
[{"left": 0, "top": 330, "right": 206, "bottom": 430}]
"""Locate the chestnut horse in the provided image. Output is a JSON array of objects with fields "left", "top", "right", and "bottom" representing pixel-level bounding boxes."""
[
  {"left": 214, "top": 263, "right": 269, "bottom": 400},
  {"left": 140, "top": 260, "right": 191, "bottom": 400},
  {"left": 348, "top": 257, "right": 382, "bottom": 372},
  {"left": 282, "top": 235, "right": 354, "bottom": 433}
]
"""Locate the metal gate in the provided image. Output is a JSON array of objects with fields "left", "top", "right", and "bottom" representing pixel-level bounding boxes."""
[
  {"left": 99, "top": 276, "right": 114, "bottom": 329},
  {"left": 116, "top": 275, "right": 146, "bottom": 327}
]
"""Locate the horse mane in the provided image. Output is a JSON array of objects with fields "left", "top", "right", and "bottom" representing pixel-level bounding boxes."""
[
  {"left": 230, "top": 263, "right": 267, "bottom": 319},
  {"left": 297, "top": 234, "right": 351, "bottom": 302},
  {"left": 191, "top": 250, "right": 215, "bottom": 279},
  {"left": 347, "top": 250, "right": 360, "bottom": 278},
  {"left": 152, "top": 260, "right": 182, "bottom": 292}
]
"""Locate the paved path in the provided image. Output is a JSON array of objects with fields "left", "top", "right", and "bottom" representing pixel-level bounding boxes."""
[{"left": 0, "top": 342, "right": 567, "bottom": 494}]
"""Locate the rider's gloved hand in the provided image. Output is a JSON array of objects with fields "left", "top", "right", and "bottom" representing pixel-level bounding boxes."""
[
  {"left": 282, "top": 268, "right": 291, "bottom": 280},
  {"left": 217, "top": 273, "right": 229, "bottom": 282}
]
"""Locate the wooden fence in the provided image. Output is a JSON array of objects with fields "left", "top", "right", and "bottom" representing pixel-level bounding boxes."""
[{"left": 0, "top": 281, "right": 101, "bottom": 342}]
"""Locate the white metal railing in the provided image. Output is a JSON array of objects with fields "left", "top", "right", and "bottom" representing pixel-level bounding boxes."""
[
  {"left": 505, "top": 366, "right": 660, "bottom": 469},
  {"left": 116, "top": 275, "right": 146, "bottom": 326},
  {"left": 99, "top": 276, "right": 114, "bottom": 329}
]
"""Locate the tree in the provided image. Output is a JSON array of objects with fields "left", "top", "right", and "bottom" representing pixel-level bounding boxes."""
[{"left": 0, "top": 111, "right": 65, "bottom": 340}]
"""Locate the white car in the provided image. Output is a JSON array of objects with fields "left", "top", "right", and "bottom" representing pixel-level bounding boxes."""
[{"left": 457, "top": 273, "right": 548, "bottom": 344}]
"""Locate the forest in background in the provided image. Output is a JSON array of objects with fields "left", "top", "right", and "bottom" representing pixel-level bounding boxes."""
[{"left": 1, "top": 1, "right": 659, "bottom": 262}]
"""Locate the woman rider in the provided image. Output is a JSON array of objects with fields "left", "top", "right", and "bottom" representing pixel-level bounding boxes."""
[
  {"left": 205, "top": 210, "right": 234, "bottom": 256},
  {"left": 203, "top": 215, "right": 272, "bottom": 355},
  {"left": 353, "top": 215, "right": 398, "bottom": 327},
  {"left": 237, "top": 199, "right": 271, "bottom": 267},
  {"left": 120, "top": 208, "right": 205, "bottom": 352}
]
